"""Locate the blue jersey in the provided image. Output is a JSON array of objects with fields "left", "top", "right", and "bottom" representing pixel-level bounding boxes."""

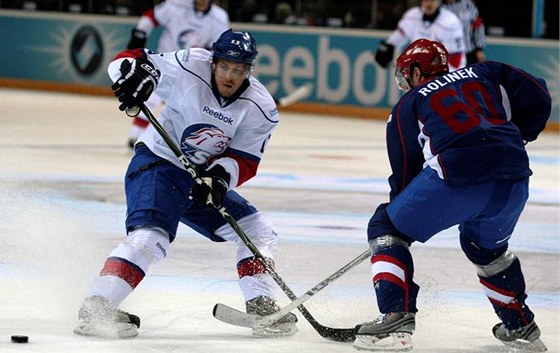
[{"left": 387, "top": 61, "right": 551, "bottom": 199}]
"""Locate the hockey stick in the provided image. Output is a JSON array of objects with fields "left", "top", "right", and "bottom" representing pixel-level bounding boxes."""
[
  {"left": 213, "top": 248, "right": 370, "bottom": 329},
  {"left": 274, "top": 84, "right": 312, "bottom": 107},
  {"left": 137, "top": 103, "right": 360, "bottom": 342}
]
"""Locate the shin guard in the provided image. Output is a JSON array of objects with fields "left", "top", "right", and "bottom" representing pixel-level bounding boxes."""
[
  {"left": 370, "top": 235, "right": 419, "bottom": 314},
  {"left": 478, "top": 257, "right": 535, "bottom": 330}
]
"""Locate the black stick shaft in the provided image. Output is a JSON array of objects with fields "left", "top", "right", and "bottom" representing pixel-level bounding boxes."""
[{"left": 139, "top": 103, "right": 360, "bottom": 342}]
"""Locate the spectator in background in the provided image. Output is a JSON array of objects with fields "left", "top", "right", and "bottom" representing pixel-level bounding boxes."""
[
  {"left": 373, "top": 0, "right": 466, "bottom": 71},
  {"left": 124, "top": 0, "right": 230, "bottom": 149},
  {"left": 273, "top": 2, "right": 297, "bottom": 25},
  {"left": 444, "top": 0, "right": 486, "bottom": 65},
  {"left": 233, "top": 0, "right": 261, "bottom": 23}
]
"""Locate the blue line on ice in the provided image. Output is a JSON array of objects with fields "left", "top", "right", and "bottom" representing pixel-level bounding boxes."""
[
  {"left": 1, "top": 193, "right": 556, "bottom": 254},
  {"left": 2, "top": 171, "right": 558, "bottom": 204}
]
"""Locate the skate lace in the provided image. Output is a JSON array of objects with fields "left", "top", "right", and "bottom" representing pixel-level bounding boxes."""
[
  {"left": 246, "top": 296, "right": 279, "bottom": 316},
  {"left": 79, "top": 296, "right": 133, "bottom": 323},
  {"left": 246, "top": 296, "right": 297, "bottom": 325},
  {"left": 360, "top": 314, "right": 387, "bottom": 326}
]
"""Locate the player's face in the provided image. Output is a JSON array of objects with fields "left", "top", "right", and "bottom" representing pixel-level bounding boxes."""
[
  {"left": 421, "top": 0, "right": 441, "bottom": 15},
  {"left": 194, "top": 0, "right": 211, "bottom": 12},
  {"left": 395, "top": 67, "right": 424, "bottom": 91},
  {"left": 395, "top": 68, "right": 411, "bottom": 91},
  {"left": 213, "top": 59, "right": 250, "bottom": 98}
]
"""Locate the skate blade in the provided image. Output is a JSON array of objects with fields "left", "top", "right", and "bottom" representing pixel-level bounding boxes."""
[
  {"left": 501, "top": 337, "right": 547, "bottom": 352},
  {"left": 73, "top": 321, "right": 138, "bottom": 339},
  {"left": 353, "top": 332, "right": 413, "bottom": 352}
]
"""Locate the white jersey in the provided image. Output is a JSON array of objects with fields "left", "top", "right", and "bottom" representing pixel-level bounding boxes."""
[
  {"left": 136, "top": 0, "right": 230, "bottom": 52},
  {"left": 387, "top": 6, "right": 466, "bottom": 70},
  {"left": 108, "top": 49, "right": 278, "bottom": 189}
]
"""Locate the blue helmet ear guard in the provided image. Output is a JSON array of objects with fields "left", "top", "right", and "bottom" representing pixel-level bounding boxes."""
[{"left": 211, "top": 29, "right": 258, "bottom": 66}]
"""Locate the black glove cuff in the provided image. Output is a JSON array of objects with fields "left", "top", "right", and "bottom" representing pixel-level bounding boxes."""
[
  {"left": 374, "top": 41, "right": 395, "bottom": 69},
  {"left": 204, "top": 164, "right": 231, "bottom": 187},
  {"left": 127, "top": 29, "right": 147, "bottom": 50},
  {"left": 136, "top": 57, "right": 160, "bottom": 81}
]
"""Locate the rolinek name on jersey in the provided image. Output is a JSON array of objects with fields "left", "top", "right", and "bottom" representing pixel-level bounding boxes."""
[
  {"left": 202, "top": 105, "right": 234, "bottom": 125},
  {"left": 417, "top": 67, "right": 479, "bottom": 96}
]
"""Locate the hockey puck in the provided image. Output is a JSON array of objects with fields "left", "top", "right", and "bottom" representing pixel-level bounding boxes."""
[{"left": 11, "top": 335, "right": 28, "bottom": 343}]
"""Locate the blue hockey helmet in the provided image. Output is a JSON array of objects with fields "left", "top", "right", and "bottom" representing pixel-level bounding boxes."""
[{"left": 211, "top": 29, "right": 258, "bottom": 66}]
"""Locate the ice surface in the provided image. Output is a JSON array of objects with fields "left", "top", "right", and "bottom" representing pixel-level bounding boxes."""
[{"left": 0, "top": 89, "right": 558, "bottom": 352}]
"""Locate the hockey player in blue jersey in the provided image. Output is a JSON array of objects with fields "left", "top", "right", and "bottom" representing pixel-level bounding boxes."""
[{"left": 353, "top": 39, "right": 551, "bottom": 352}]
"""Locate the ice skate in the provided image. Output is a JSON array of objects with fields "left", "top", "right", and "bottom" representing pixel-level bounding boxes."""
[
  {"left": 493, "top": 321, "right": 547, "bottom": 352},
  {"left": 246, "top": 296, "right": 298, "bottom": 337},
  {"left": 353, "top": 312, "right": 415, "bottom": 352},
  {"left": 73, "top": 296, "right": 141, "bottom": 339}
]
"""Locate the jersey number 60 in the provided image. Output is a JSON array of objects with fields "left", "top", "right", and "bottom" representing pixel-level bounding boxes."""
[{"left": 429, "top": 81, "right": 506, "bottom": 134}]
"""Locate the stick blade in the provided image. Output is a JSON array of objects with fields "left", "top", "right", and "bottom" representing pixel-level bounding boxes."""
[
  {"left": 214, "top": 303, "right": 357, "bottom": 342},
  {"left": 317, "top": 326, "right": 356, "bottom": 342},
  {"left": 213, "top": 303, "right": 259, "bottom": 328},
  {"left": 278, "top": 84, "right": 313, "bottom": 107}
]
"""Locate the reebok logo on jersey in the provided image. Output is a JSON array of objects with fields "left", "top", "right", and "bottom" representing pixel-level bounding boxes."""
[
  {"left": 155, "top": 242, "right": 167, "bottom": 257},
  {"left": 202, "top": 106, "right": 234, "bottom": 125},
  {"left": 417, "top": 67, "right": 479, "bottom": 97}
]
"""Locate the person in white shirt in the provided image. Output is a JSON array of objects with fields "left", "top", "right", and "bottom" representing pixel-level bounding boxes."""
[
  {"left": 125, "top": 0, "right": 230, "bottom": 149},
  {"left": 73, "top": 29, "right": 297, "bottom": 339},
  {"left": 374, "top": 0, "right": 466, "bottom": 71}
]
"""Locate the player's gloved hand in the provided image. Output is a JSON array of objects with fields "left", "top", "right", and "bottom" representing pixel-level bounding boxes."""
[
  {"left": 374, "top": 41, "right": 395, "bottom": 68},
  {"left": 190, "top": 164, "right": 231, "bottom": 208},
  {"left": 111, "top": 58, "right": 160, "bottom": 112},
  {"left": 127, "top": 29, "right": 147, "bottom": 50}
]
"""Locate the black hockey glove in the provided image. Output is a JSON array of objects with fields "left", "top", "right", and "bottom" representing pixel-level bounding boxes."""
[
  {"left": 111, "top": 57, "right": 160, "bottom": 112},
  {"left": 374, "top": 41, "right": 395, "bottom": 69},
  {"left": 190, "top": 164, "right": 231, "bottom": 208},
  {"left": 126, "top": 29, "right": 147, "bottom": 50}
]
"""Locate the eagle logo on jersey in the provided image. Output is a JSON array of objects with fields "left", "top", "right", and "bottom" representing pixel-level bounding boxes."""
[{"left": 181, "top": 124, "right": 232, "bottom": 165}]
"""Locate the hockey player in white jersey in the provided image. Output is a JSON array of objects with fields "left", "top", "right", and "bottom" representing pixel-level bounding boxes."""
[
  {"left": 374, "top": 0, "right": 466, "bottom": 71},
  {"left": 73, "top": 29, "right": 297, "bottom": 339},
  {"left": 125, "top": 0, "right": 230, "bottom": 148}
]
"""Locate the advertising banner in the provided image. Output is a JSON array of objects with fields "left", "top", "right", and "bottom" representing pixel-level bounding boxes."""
[{"left": 0, "top": 11, "right": 558, "bottom": 122}]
